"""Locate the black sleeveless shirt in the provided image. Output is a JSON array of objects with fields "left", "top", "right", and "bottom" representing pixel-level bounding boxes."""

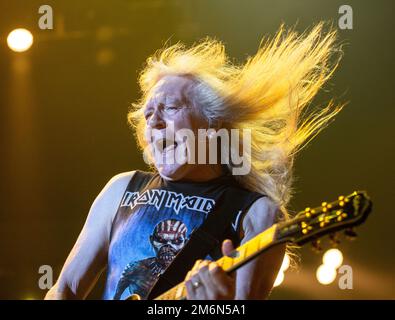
[{"left": 102, "top": 170, "right": 265, "bottom": 300}]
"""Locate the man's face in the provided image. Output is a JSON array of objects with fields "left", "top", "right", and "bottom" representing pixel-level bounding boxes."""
[{"left": 143, "top": 75, "right": 208, "bottom": 180}]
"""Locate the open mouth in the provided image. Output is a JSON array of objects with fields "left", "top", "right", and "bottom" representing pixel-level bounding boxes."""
[{"left": 155, "top": 137, "right": 178, "bottom": 153}]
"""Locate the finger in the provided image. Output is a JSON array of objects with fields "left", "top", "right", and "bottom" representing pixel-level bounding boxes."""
[
  {"left": 190, "top": 272, "right": 207, "bottom": 300},
  {"left": 189, "top": 259, "right": 205, "bottom": 279},
  {"left": 222, "top": 239, "right": 235, "bottom": 257},
  {"left": 208, "top": 262, "right": 235, "bottom": 297},
  {"left": 195, "top": 261, "right": 218, "bottom": 295},
  {"left": 185, "top": 279, "right": 195, "bottom": 300},
  {"left": 191, "top": 259, "right": 203, "bottom": 273}
]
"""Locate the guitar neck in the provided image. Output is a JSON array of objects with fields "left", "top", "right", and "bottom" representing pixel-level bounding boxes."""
[
  {"left": 154, "top": 224, "right": 279, "bottom": 300},
  {"left": 153, "top": 191, "right": 372, "bottom": 300}
]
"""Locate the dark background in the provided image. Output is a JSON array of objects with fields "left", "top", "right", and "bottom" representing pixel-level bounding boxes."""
[{"left": 0, "top": 0, "right": 393, "bottom": 299}]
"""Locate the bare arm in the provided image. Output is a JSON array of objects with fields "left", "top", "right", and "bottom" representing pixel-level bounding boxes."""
[
  {"left": 44, "top": 171, "right": 135, "bottom": 299},
  {"left": 235, "top": 197, "right": 286, "bottom": 300}
]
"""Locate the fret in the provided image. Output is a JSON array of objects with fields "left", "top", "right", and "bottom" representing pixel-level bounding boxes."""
[
  {"left": 175, "top": 284, "right": 183, "bottom": 299},
  {"left": 258, "top": 225, "right": 277, "bottom": 249},
  {"left": 170, "top": 287, "right": 178, "bottom": 299},
  {"left": 161, "top": 287, "right": 174, "bottom": 300},
  {"left": 155, "top": 292, "right": 165, "bottom": 300},
  {"left": 167, "top": 288, "right": 176, "bottom": 300},
  {"left": 155, "top": 283, "right": 186, "bottom": 300},
  {"left": 245, "top": 237, "right": 260, "bottom": 257},
  {"left": 238, "top": 246, "right": 247, "bottom": 259},
  {"left": 231, "top": 247, "right": 246, "bottom": 266},
  {"left": 161, "top": 291, "right": 170, "bottom": 300},
  {"left": 216, "top": 258, "right": 225, "bottom": 268},
  {"left": 181, "top": 283, "right": 187, "bottom": 299},
  {"left": 220, "top": 256, "right": 234, "bottom": 271}
]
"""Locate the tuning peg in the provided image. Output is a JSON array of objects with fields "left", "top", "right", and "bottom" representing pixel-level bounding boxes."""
[
  {"left": 311, "top": 239, "right": 323, "bottom": 253},
  {"left": 329, "top": 233, "right": 341, "bottom": 247},
  {"left": 344, "top": 228, "right": 358, "bottom": 240}
]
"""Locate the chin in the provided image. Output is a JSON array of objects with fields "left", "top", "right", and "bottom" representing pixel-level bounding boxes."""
[
  {"left": 153, "top": 143, "right": 191, "bottom": 181},
  {"left": 156, "top": 163, "right": 190, "bottom": 181}
]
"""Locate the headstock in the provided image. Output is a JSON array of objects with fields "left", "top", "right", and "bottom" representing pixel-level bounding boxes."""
[{"left": 276, "top": 191, "right": 372, "bottom": 246}]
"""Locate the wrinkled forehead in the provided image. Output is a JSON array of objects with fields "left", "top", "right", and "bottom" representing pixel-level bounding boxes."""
[{"left": 145, "top": 75, "right": 195, "bottom": 107}]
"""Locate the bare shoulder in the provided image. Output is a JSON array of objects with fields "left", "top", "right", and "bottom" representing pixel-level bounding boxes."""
[
  {"left": 101, "top": 171, "right": 136, "bottom": 198},
  {"left": 241, "top": 196, "right": 279, "bottom": 237},
  {"left": 87, "top": 171, "right": 136, "bottom": 226}
]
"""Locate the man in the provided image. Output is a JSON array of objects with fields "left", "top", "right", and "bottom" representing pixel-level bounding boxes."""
[{"left": 45, "top": 23, "right": 342, "bottom": 300}]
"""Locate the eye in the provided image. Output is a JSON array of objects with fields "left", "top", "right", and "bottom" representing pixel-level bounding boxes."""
[
  {"left": 144, "top": 111, "right": 153, "bottom": 120},
  {"left": 164, "top": 105, "right": 180, "bottom": 114}
]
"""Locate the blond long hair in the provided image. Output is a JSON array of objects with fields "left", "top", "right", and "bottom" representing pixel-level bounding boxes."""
[{"left": 128, "top": 22, "right": 344, "bottom": 221}]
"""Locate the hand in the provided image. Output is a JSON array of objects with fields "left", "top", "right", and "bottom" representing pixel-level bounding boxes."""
[{"left": 184, "top": 239, "right": 236, "bottom": 300}]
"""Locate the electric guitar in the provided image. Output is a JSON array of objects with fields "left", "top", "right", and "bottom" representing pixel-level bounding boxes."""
[{"left": 131, "top": 191, "right": 372, "bottom": 300}]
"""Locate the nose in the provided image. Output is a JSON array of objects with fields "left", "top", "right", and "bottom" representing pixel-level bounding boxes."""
[{"left": 147, "top": 109, "right": 166, "bottom": 130}]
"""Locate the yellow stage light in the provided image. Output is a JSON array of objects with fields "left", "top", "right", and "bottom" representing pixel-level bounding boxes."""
[
  {"left": 7, "top": 28, "right": 33, "bottom": 52},
  {"left": 323, "top": 248, "right": 343, "bottom": 269},
  {"left": 316, "top": 264, "right": 337, "bottom": 285},
  {"left": 280, "top": 254, "right": 290, "bottom": 272},
  {"left": 273, "top": 271, "right": 284, "bottom": 287}
]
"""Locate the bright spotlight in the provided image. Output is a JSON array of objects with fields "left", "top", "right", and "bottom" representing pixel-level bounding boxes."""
[
  {"left": 7, "top": 28, "right": 33, "bottom": 52},
  {"left": 273, "top": 271, "right": 284, "bottom": 287},
  {"left": 316, "top": 264, "right": 337, "bottom": 285},
  {"left": 323, "top": 248, "right": 343, "bottom": 269},
  {"left": 280, "top": 254, "right": 290, "bottom": 272}
]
